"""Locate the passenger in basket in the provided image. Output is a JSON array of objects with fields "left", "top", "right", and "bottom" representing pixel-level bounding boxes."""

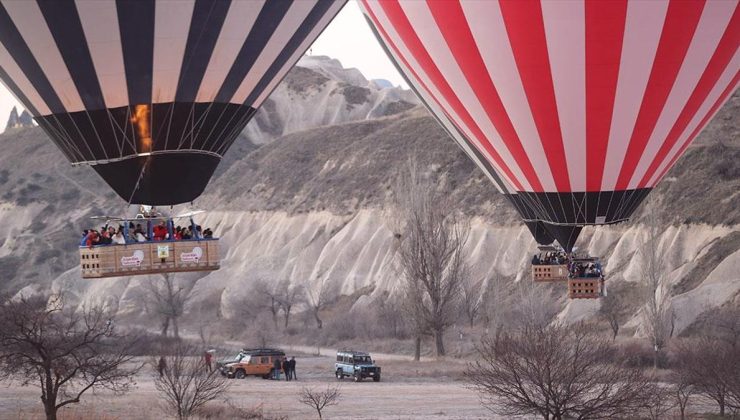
[
  {"left": 112, "top": 226, "right": 126, "bottom": 245},
  {"left": 98, "top": 228, "right": 112, "bottom": 245},
  {"left": 152, "top": 221, "right": 167, "bottom": 241},
  {"left": 84, "top": 229, "right": 100, "bottom": 249},
  {"left": 174, "top": 226, "right": 183, "bottom": 240},
  {"left": 133, "top": 224, "right": 147, "bottom": 242},
  {"left": 203, "top": 228, "right": 213, "bottom": 239},
  {"left": 134, "top": 230, "right": 147, "bottom": 243},
  {"left": 181, "top": 227, "right": 192, "bottom": 240}
]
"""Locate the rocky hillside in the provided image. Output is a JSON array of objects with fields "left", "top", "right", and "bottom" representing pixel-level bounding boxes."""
[
  {"left": 242, "top": 55, "right": 418, "bottom": 146},
  {"left": 0, "top": 57, "right": 737, "bottom": 340},
  {"left": 214, "top": 55, "right": 417, "bottom": 178}
]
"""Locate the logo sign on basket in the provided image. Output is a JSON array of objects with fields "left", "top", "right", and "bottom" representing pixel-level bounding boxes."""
[
  {"left": 180, "top": 247, "right": 203, "bottom": 263},
  {"left": 121, "top": 250, "right": 145, "bottom": 267},
  {"left": 157, "top": 245, "right": 170, "bottom": 259}
]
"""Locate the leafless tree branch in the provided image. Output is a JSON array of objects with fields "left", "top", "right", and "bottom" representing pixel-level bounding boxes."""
[
  {"left": 0, "top": 293, "right": 140, "bottom": 420},
  {"left": 466, "top": 322, "right": 657, "bottom": 419},
  {"left": 393, "top": 158, "right": 468, "bottom": 357},
  {"left": 154, "top": 342, "right": 231, "bottom": 419},
  {"left": 144, "top": 273, "right": 193, "bottom": 339},
  {"left": 298, "top": 385, "right": 341, "bottom": 420}
]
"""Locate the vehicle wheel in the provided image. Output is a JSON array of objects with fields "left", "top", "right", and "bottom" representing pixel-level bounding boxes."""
[
  {"left": 353, "top": 372, "right": 362, "bottom": 382},
  {"left": 235, "top": 370, "right": 246, "bottom": 379},
  {"left": 262, "top": 374, "right": 270, "bottom": 379},
  {"left": 336, "top": 369, "right": 344, "bottom": 380},
  {"left": 373, "top": 375, "right": 381, "bottom": 382}
]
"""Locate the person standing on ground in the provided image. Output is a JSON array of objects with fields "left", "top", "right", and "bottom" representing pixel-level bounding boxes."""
[
  {"left": 157, "top": 356, "right": 167, "bottom": 377},
  {"left": 273, "top": 357, "right": 281, "bottom": 380},
  {"left": 289, "top": 356, "right": 297, "bottom": 380},
  {"left": 203, "top": 350, "right": 212, "bottom": 372},
  {"left": 282, "top": 358, "right": 290, "bottom": 381}
]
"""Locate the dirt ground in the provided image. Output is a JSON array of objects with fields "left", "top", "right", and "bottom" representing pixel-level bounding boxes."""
[{"left": 0, "top": 354, "right": 498, "bottom": 420}]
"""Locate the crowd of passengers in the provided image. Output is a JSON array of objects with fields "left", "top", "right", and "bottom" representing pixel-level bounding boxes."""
[
  {"left": 531, "top": 250, "right": 567, "bottom": 265},
  {"left": 568, "top": 261, "right": 603, "bottom": 279},
  {"left": 81, "top": 221, "right": 214, "bottom": 248}
]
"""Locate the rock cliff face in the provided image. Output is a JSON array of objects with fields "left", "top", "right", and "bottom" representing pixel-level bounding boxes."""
[
  {"left": 0, "top": 57, "right": 737, "bottom": 339},
  {"left": 4, "top": 106, "right": 33, "bottom": 131}
]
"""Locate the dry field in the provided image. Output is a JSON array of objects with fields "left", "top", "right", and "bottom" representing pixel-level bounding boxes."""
[{"left": 0, "top": 354, "right": 497, "bottom": 420}]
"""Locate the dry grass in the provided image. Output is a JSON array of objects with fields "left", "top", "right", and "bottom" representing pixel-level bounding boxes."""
[{"left": 195, "top": 400, "right": 287, "bottom": 420}]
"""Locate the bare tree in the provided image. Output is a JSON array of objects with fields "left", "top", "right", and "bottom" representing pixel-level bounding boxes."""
[
  {"left": 644, "top": 383, "right": 676, "bottom": 420},
  {"left": 674, "top": 336, "right": 740, "bottom": 416},
  {"left": 400, "top": 270, "right": 430, "bottom": 361},
  {"left": 0, "top": 294, "right": 140, "bottom": 420},
  {"left": 599, "top": 292, "right": 624, "bottom": 341},
  {"left": 480, "top": 274, "right": 508, "bottom": 335},
  {"left": 154, "top": 343, "right": 231, "bottom": 419},
  {"left": 670, "top": 368, "right": 696, "bottom": 420},
  {"left": 252, "top": 279, "right": 282, "bottom": 329},
  {"left": 639, "top": 203, "right": 674, "bottom": 368},
  {"left": 305, "top": 275, "right": 336, "bottom": 330},
  {"left": 276, "top": 280, "right": 303, "bottom": 329},
  {"left": 298, "top": 385, "right": 341, "bottom": 420},
  {"left": 393, "top": 159, "right": 468, "bottom": 357},
  {"left": 145, "top": 273, "right": 192, "bottom": 338},
  {"left": 467, "top": 322, "right": 656, "bottom": 419},
  {"left": 460, "top": 276, "right": 483, "bottom": 328},
  {"left": 374, "top": 292, "right": 406, "bottom": 339},
  {"left": 510, "top": 280, "right": 559, "bottom": 329},
  {"left": 704, "top": 306, "right": 740, "bottom": 348}
]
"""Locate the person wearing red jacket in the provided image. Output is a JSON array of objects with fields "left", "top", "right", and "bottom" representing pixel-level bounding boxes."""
[
  {"left": 84, "top": 230, "right": 100, "bottom": 249},
  {"left": 152, "top": 221, "right": 168, "bottom": 241}
]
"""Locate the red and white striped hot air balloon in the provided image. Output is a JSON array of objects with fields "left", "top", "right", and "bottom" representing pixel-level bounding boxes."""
[{"left": 359, "top": 0, "right": 739, "bottom": 251}]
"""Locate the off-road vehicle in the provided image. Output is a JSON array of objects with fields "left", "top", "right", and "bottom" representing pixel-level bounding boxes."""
[
  {"left": 219, "top": 348, "right": 285, "bottom": 379},
  {"left": 335, "top": 350, "right": 381, "bottom": 382}
]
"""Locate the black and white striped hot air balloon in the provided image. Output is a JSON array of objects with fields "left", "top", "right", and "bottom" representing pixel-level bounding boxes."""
[
  {"left": 0, "top": 0, "right": 345, "bottom": 205},
  {"left": 360, "top": 0, "right": 739, "bottom": 251}
]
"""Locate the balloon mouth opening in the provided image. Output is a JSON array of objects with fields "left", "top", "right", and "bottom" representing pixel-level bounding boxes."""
[
  {"left": 91, "top": 153, "right": 222, "bottom": 206},
  {"left": 73, "top": 149, "right": 223, "bottom": 167}
]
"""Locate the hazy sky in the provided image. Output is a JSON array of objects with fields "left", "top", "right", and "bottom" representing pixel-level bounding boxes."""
[{"left": 0, "top": 1, "right": 405, "bottom": 133}]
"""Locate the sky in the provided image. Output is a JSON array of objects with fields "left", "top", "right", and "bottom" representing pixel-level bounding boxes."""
[{"left": 0, "top": 1, "right": 405, "bottom": 134}]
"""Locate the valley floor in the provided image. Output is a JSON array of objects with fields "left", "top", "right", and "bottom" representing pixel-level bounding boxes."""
[
  {"left": 0, "top": 355, "right": 494, "bottom": 420},
  {"left": 0, "top": 352, "right": 726, "bottom": 419}
]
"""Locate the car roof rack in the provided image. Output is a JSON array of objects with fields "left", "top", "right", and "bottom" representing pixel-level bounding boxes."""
[
  {"left": 241, "top": 348, "right": 285, "bottom": 355},
  {"left": 337, "top": 349, "right": 370, "bottom": 356}
]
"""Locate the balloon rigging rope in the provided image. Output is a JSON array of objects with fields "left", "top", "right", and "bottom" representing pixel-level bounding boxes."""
[{"left": 125, "top": 156, "right": 151, "bottom": 207}]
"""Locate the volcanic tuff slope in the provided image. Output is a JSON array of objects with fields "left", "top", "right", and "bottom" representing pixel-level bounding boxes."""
[{"left": 0, "top": 57, "right": 737, "bottom": 338}]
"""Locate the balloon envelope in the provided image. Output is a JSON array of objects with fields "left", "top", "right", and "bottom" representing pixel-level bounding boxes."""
[
  {"left": 0, "top": 0, "right": 345, "bottom": 205},
  {"left": 360, "top": 0, "right": 739, "bottom": 250}
]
